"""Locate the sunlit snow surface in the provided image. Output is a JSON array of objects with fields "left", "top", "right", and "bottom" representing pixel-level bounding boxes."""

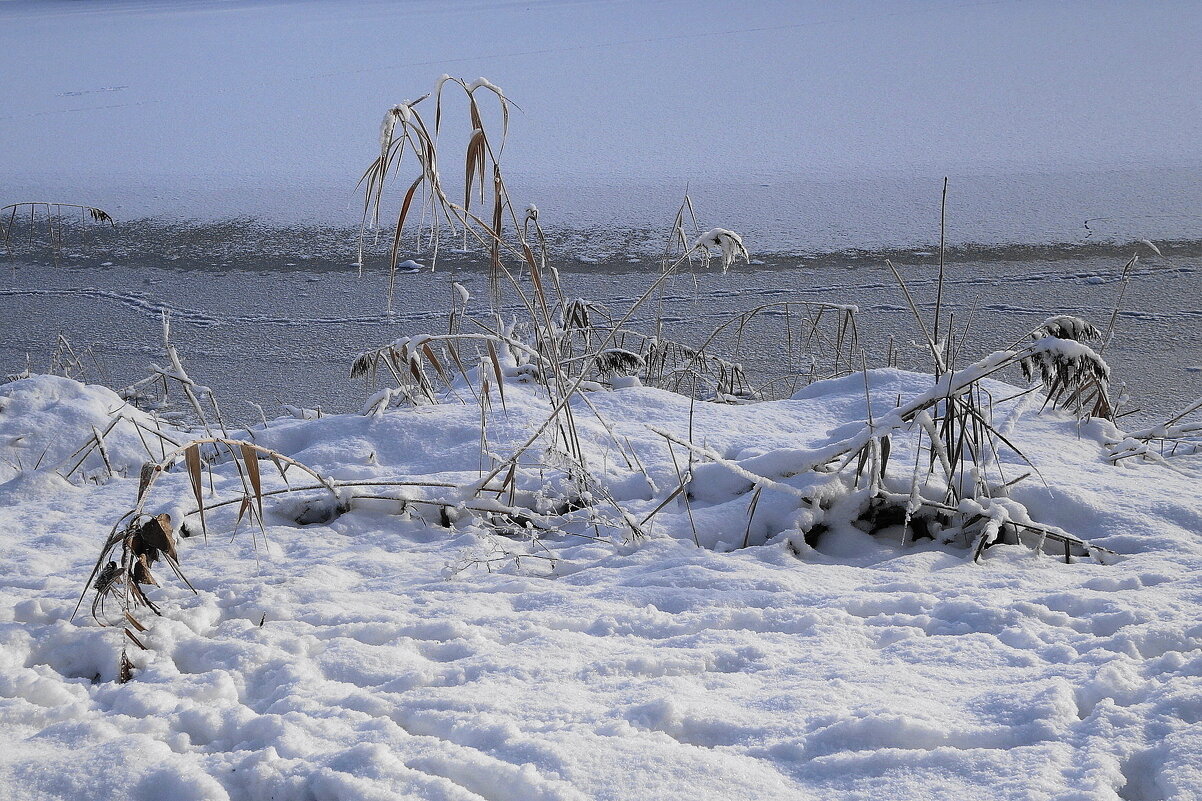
[
  {"left": 3, "top": 1, "right": 1202, "bottom": 798},
  {"left": 2, "top": 370, "right": 1201, "bottom": 800}
]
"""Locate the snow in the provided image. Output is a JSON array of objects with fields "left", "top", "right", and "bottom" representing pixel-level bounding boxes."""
[
  {"left": 2, "top": 368, "right": 1201, "bottom": 800},
  {"left": 3, "top": 3, "right": 1202, "bottom": 797},
  {"left": 0, "top": 375, "right": 171, "bottom": 485},
  {"left": 690, "top": 229, "right": 750, "bottom": 274}
]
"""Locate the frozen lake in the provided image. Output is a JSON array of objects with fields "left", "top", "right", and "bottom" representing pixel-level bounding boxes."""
[
  {"left": 2, "top": 0, "right": 1201, "bottom": 251},
  {"left": 3, "top": 0, "right": 1201, "bottom": 425},
  {"left": 3, "top": 235, "right": 1199, "bottom": 426}
]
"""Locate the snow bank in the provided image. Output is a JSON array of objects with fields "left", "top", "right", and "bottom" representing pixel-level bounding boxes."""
[
  {"left": 1, "top": 370, "right": 1201, "bottom": 799},
  {"left": 0, "top": 375, "right": 180, "bottom": 484}
]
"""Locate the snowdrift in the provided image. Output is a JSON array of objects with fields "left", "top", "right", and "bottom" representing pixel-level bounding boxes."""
[{"left": 1, "top": 369, "right": 1201, "bottom": 800}]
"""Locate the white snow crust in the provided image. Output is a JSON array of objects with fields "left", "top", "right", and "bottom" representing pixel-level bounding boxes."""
[{"left": 2, "top": 370, "right": 1201, "bottom": 800}]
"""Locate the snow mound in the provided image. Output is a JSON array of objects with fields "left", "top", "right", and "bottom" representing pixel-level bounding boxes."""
[
  {"left": 0, "top": 468, "right": 80, "bottom": 504},
  {"left": 0, "top": 375, "right": 179, "bottom": 484},
  {"left": 1, "top": 372, "right": 1201, "bottom": 799}
]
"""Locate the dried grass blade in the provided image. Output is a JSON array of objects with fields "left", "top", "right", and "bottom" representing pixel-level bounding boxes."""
[
  {"left": 469, "top": 95, "right": 483, "bottom": 133},
  {"left": 390, "top": 174, "right": 425, "bottom": 274},
  {"left": 136, "top": 462, "right": 156, "bottom": 503},
  {"left": 640, "top": 480, "right": 687, "bottom": 525},
  {"left": 421, "top": 343, "right": 451, "bottom": 384},
  {"left": 523, "top": 243, "right": 542, "bottom": 292},
  {"left": 502, "top": 461, "right": 517, "bottom": 506},
  {"left": 489, "top": 167, "right": 503, "bottom": 298},
  {"left": 184, "top": 444, "right": 207, "bottom": 539},
  {"left": 445, "top": 342, "right": 475, "bottom": 393},
  {"left": 91, "top": 425, "right": 114, "bottom": 477},
  {"left": 741, "top": 485, "right": 764, "bottom": 548},
  {"left": 486, "top": 340, "right": 506, "bottom": 410},
  {"left": 240, "top": 443, "right": 263, "bottom": 521},
  {"left": 235, "top": 496, "right": 251, "bottom": 531},
  {"left": 465, "top": 129, "right": 485, "bottom": 209},
  {"left": 268, "top": 453, "right": 291, "bottom": 485}
]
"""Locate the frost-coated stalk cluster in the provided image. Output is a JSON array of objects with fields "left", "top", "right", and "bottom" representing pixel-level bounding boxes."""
[
  {"left": 691, "top": 228, "right": 750, "bottom": 273},
  {"left": 60, "top": 75, "right": 1147, "bottom": 689}
]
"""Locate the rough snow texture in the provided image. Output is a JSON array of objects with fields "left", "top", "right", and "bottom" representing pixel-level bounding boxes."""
[
  {"left": 2, "top": 370, "right": 1202, "bottom": 800},
  {"left": 0, "top": 375, "right": 172, "bottom": 484}
]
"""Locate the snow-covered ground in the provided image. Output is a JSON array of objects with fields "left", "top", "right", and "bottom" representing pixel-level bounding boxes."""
[
  {"left": 1, "top": 365, "right": 1201, "bottom": 800},
  {"left": 2, "top": 0, "right": 1202, "bottom": 250},
  {"left": 4, "top": 2, "right": 1202, "bottom": 799}
]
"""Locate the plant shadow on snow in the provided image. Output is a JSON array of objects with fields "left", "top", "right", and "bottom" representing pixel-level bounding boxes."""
[{"left": 1, "top": 76, "right": 1199, "bottom": 693}]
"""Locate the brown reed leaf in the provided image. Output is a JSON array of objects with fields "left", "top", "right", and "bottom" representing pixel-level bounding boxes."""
[
  {"left": 240, "top": 443, "right": 263, "bottom": 521},
  {"left": 421, "top": 343, "right": 451, "bottom": 385},
  {"left": 486, "top": 340, "right": 506, "bottom": 410},
  {"left": 184, "top": 444, "right": 206, "bottom": 539}
]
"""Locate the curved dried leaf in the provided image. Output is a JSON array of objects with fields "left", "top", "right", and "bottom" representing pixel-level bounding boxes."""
[
  {"left": 184, "top": 444, "right": 207, "bottom": 539},
  {"left": 390, "top": 174, "right": 425, "bottom": 274},
  {"left": 422, "top": 343, "right": 451, "bottom": 384},
  {"left": 137, "top": 462, "right": 156, "bottom": 503},
  {"left": 486, "top": 340, "right": 506, "bottom": 410},
  {"left": 240, "top": 443, "right": 263, "bottom": 521}
]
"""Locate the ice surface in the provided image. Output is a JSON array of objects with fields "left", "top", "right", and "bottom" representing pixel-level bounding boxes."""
[
  {"left": 4, "top": 250, "right": 1200, "bottom": 423},
  {"left": 2, "top": 1, "right": 1201, "bottom": 250}
]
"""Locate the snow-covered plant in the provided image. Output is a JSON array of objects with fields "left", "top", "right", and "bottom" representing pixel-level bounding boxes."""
[
  {"left": 1019, "top": 316, "right": 1113, "bottom": 419},
  {"left": 686, "top": 301, "right": 862, "bottom": 395},
  {"left": 76, "top": 424, "right": 600, "bottom": 680},
  {"left": 560, "top": 298, "right": 605, "bottom": 332},
  {"left": 50, "top": 316, "right": 243, "bottom": 487},
  {"left": 591, "top": 348, "right": 645, "bottom": 378},
  {"left": 443, "top": 536, "right": 557, "bottom": 578},
  {"left": 351, "top": 329, "right": 547, "bottom": 407},
  {"left": 1020, "top": 336, "right": 1110, "bottom": 389},
  {"left": 638, "top": 336, "right": 752, "bottom": 399},
  {"left": 661, "top": 193, "right": 702, "bottom": 269},
  {"left": 1108, "top": 394, "right": 1202, "bottom": 465},
  {"left": 690, "top": 227, "right": 749, "bottom": 273},
  {"left": 77, "top": 437, "right": 339, "bottom": 679},
  {"left": 355, "top": 92, "right": 1136, "bottom": 574},
  {"left": 654, "top": 338, "right": 1118, "bottom": 563},
  {"left": 766, "top": 248, "right": 1122, "bottom": 560},
  {"left": 112, "top": 312, "right": 233, "bottom": 432},
  {"left": 358, "top": 80, "right": 756, "bottom": 512},
  {"left": 359, "top": 75, "right": 526, "bottom": 310},
  {"left": 1031, "top": 315, "right": 1102, "bottom": 342}
]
